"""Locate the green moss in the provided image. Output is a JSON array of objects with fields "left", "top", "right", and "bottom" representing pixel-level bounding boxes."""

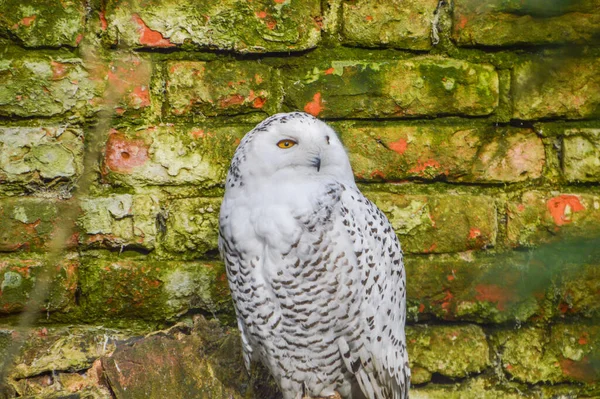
[
  {"left": 0, "top": 0, "right": 85, "bottom": 48},
  {"left": 0, "top": 56, "right": 96, "bottom": 118}
]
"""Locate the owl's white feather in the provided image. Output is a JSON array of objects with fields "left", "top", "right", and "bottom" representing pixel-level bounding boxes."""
[{"left": 219, "top": 112, "right": 409, "bottom": 399}]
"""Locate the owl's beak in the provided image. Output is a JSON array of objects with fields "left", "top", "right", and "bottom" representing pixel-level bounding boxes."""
[{"left": 312, "top": 156, "right": 321, "bottom": 172}]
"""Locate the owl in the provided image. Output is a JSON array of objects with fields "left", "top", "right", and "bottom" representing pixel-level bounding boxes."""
[{"left": 219, "top": 112, "right": 409, "bottom": 399}]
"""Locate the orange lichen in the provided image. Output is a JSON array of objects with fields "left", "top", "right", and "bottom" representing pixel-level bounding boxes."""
[
  {"left": 388, "top": 138, "right": 408, "bottom": 155},
  {"left": 219, "top": 94, "right": 245, "bottom": 108},
  {"left": 409, "top": 159, "right": 442, "bottom": 174},
  {"left": 132, "top": 14, "right": 175, "bottom": 48},
  {"left": 105, "top": 131, "right": 149, "bottom": 173},
  {"left": 546, "top": 195, "right": 585, "bottom": 226},
  {"left": 474, "top": 284, "right": 511, "bottom": 311},
  {"left": 20, "top": 15, "right": 37, "bottom": 27},
  {"left": 304, "top": 92, "right": 324, "bottom": 116},
  {"left": 99, "top": 11, "right": 108, "bottom": 30},
  {"left": 468, "top": 228, "right": 481, "bottom": 239}
]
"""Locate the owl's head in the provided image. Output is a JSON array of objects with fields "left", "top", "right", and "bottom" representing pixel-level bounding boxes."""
[{"left": 226, "top": 112, "right": 355, "bottom": 189}]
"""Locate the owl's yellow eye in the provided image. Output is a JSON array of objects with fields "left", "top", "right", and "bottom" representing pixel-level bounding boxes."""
[{"left": 277, "top": 139, "right": 297, "bottom": 149}]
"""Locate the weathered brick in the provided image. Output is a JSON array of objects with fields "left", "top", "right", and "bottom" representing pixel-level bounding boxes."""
[
  {"left": 337, "top": 123, "right": 544, "bottom": 183},
  {"left": 563, "top": 128, "right": 600, "bottom": 182},
  {"left": 161, "top": 197, "right": 220, "bottom": 257},
  {"left": 0, "top": 198, "right": 76, "bottom": 252},
  {"left": 493, "top": 323, "right": 600, "bottom": 384},
  {"left": 166, "top": 61, "right": 280, "bottom": 118},
  {"left": 367, "top": 192, "right": 497, "bottom": 254},
  {"left": 512, "top": 58, "right": 600, "bottom": 120},
  {"left": 104, "top": 0, "right": 321, "bottom": 53},
  {"left": 407, "top": 324, "right": 489, "bottom": 384},
  {"left": 554, "top": 240, "right": 600, "bottom": 319},
  {"left": 408, "top": 238, "right": 600, "bottom": 323},
  {"left": 341, "top": 0, "right": 439, "bottom": 50},
  {"left": 507, "top": 192, "right": 600, "bottom": 247},
  {"left": 0, "top": 57, "right": 96, "bottom": 117},
  {"left": 285, "top": 57, "right": 499, "bottom": 118},
  {"left": 0, "top": 0, "right": 86, "bottom": 48},
  {"left": 102, "top": 125, "right": 245, "bottom": 188},
  {"left": 78, "top": 194, "right": 159, "bottom": 250},
  {"left": 79, "top": 259, "right": 232, "bottom": 321},
  {"left": 453, "top": 0, "right": 600, "bottom": 47},
  {"left": 0, "top": 126, "right": 84, "bottom": 196},
  {"left": 0, "top": 255, "right": 78, "bottom": 314}
]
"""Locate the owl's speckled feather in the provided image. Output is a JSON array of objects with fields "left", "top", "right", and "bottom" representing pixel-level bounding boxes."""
[{"left": 219, "top": 112, "right": 409, "bottom": 399}]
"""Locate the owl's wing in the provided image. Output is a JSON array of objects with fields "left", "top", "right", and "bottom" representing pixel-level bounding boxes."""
[
  {"left": 337, "top": 187, "right": 410, "bottom": 399},
  {"left": 218, "top": 231, "right": 255, "bottom": 371}
]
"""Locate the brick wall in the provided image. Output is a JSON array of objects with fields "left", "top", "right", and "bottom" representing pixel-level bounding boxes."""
[{"left": 0, "top": 0, "right": 599, "bottom": 398}]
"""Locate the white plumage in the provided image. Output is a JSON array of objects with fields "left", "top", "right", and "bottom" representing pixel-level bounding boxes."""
[{"left": 219, "top": 112, "right": 409, "bottom": 399}]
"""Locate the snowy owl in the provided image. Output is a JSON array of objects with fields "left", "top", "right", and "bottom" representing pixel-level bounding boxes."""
[{"left": 218, "top": 112, "right": 409, "bottom": 399}]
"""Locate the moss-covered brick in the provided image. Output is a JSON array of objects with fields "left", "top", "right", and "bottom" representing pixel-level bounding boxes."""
[
  {"left": 411, "top": 377, "right": 524, "bottom": 398},
  {"left": 511, "top": 57, "right": 600, "bottom": 120},
  {"left": 102, "top": 124, "right": 246, "bottom": 189},
  {"left": 365, "top": 192, "right": 497, "bottom": 254},
  {"left": 341, "top": 0, "right": 438, "bottom": 50},
  {"left": 407, "top": 324, "right": 490, "bottom": 383},
  {"left": 558, "top": 260, "right": 600, "bottom": 319},
  {"left": 452, "top": 0, "right": 600, "bottom": 47},
  {"left": 406, "top": 252, "right": 547, "bottom": 323},
  {"left": 563, "top": 128, "right": 600, "bottom": 182},
  {"left": 166, "top": 61, "right": 280, "bottom": 119},
  {"left": 0, "top": 126, "right": 84, "bottom": 196},
  {"left": 493, "top": 323, "right": 600, "bottom": 386},
  {"left": 0, "top": 56, "right": 96, "bottom": 118},
  {"left": 104, "top": 0, "right": 321, "bottom": 53},
  {"left": 161, "top": 197, "right": 220, "bottom": 257},
  {"left": 79, "top": 259, "right": 232, "bottom": 322},
  {"left": 0, "top": 255, "right": 77, "bottom": 314},
  {"left": 336, "top": 122, "right": 544, "bottom": 183},
  {"left": 0, "top": 198, "right": 76, "bottom": 252},
  {"left": 507, "top": 192, "right": 600, "bottom": 247},
  {"left": 104, "top": 54, "right": 154, "bottom": 118},
  {"left": 0, "top": 0, "right": 85, "bottom": 48},
  {"left": 284, "top": 57, "right": 498, "bottom": 118}
]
